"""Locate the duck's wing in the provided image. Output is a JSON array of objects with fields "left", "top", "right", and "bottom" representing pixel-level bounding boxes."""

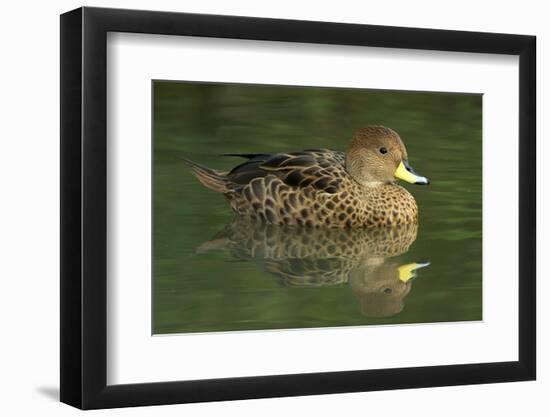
[{"left": 225, "top": 149, "right": 346, "bottom": 194}]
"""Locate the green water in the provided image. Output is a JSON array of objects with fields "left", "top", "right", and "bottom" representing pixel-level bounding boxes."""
[{"left": 153, "top": 81, "right": 482, "bottom": 334}]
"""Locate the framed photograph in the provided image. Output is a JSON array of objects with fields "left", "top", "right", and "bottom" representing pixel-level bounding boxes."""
[{"left": 60, "top": 6, "right": 536, "bottom": 409}]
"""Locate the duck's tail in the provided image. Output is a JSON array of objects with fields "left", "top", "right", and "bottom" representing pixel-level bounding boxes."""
[{"left": 183, "top": 158, "right": 229, "bottom": 193}]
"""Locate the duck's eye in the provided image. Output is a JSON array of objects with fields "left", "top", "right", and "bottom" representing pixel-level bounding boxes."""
[
  {"left": 383, "top": 287, "right": 392, "bottom": 294},
  {"left": 379, "top": 147, "right": 388, "bottom": 154}
]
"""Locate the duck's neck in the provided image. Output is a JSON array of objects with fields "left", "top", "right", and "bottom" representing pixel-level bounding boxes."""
[
  {"left": 360, "top": 180, "right": 394, "bottom": 188},
  {"left": 345, "top": 157, "right": 394, "bottom": 188}
]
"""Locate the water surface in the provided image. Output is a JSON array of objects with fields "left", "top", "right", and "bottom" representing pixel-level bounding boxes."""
[{"left": 153, "top": 81, "right": 482, "bottom": 334}]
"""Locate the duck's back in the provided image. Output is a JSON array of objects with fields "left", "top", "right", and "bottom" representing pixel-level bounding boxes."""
[
  {"left": 222, "top": 149, "right": 363, "bottom": 227},
  {"left": 226, "top": 149, "right": 346, "bottom": 190}
]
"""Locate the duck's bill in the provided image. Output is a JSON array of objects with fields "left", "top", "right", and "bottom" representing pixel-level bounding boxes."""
[
  {"left": 398, "top": 260, "right": 431, "bottom": 282},
  {"left": 394, "top": 160, "right": 429, "bottom": 185}
]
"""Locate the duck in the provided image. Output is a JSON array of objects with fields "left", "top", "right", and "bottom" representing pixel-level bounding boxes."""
[{"left": 184, "top": 125, "right": 429, "bottom": 228}]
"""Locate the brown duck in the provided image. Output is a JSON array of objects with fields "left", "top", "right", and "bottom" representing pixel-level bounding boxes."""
[{"left": 185, "top": 126, "right": 429, "bottom": 228}]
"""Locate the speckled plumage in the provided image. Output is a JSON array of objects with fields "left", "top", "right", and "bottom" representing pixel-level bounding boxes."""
[{"left": 185, "top": 126, "right": 425, "bottom": 228}]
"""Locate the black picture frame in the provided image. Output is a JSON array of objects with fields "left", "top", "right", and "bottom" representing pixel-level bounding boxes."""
[{"left": 60, "top": 6, "right": 536, "bottom": 410}]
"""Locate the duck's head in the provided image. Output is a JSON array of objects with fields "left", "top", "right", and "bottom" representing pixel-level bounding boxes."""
[{"left": 345, "top": 126, "right": 429, "bottom": 187}]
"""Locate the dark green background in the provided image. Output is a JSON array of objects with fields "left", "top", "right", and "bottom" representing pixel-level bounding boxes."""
[{"left": 153, "top": 81, "right": 482, "bottom": 334}]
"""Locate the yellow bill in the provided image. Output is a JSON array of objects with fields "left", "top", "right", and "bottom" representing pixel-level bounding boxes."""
[
  {"left": 394, "top": 160, "right": 429, "bottom": 185},
  {"left": 397, "top": 261, "right": 431, "bottom": 282}
]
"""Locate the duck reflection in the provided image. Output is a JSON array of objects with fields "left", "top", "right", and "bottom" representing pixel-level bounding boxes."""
[{"left": 198, "top": 219, "right": 429, "bottom": 318}]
